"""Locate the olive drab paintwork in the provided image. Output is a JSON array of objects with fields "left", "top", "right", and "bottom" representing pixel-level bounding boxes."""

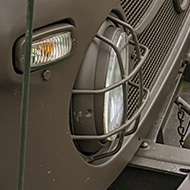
[{"left": 0, "top": 0, "right": 190, "bottom": 190}]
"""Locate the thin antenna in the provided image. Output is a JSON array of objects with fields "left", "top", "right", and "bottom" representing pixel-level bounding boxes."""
[{"left": 18, "top": 0, "right": 34, "bottom": 189}]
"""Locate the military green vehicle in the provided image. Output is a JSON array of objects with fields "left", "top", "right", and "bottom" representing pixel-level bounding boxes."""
[{"left": 0, "top": 0, "right": 190, "bottom": 189}]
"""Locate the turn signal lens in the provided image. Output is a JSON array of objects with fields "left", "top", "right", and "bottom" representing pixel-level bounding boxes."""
[
  {"left": 14, "top": 24, "right": 75, "bottom": 72},
  {"left": 31, "top": 32, "right": 72, "bottom": 67}
]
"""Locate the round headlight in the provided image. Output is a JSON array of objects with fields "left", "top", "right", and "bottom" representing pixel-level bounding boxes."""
[
  {"left": 71, "top": 19, "right": 129, "bottom": 154},
  {"left": 103, "top": 30, "right": 129, "bottom": 140}
]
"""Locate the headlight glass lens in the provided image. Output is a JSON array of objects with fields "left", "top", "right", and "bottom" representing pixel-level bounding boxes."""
[
  {"left": 104, "top": 31, "right": 129, "bottom": 139},
  {"left": 31, "top": 32, "right": 72, "bottom": 67}
]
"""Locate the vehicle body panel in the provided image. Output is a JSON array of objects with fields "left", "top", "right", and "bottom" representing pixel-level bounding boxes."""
[{"left": 0, "top": 0, "right": 189, "bottom": 189}]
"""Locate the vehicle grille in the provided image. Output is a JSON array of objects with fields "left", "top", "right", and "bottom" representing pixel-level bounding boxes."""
[
  {"left": 120, "top": 0, "right": 154, "bottom": 27},
  {"left": 121, "top": 0, "right": 190, "bottom": 118}
]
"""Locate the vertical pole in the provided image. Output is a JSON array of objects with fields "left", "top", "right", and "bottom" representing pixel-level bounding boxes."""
[{"left": 18, "top": 0, "right": 34, "bottom": 190}]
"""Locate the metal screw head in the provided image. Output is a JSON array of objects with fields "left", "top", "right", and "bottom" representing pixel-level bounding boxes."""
[
  {"left": 43, "top": 70, "right": 51, "bottom": 81},
  {"left": 140, "top": 141, "right": 149, "bottom": 148}
]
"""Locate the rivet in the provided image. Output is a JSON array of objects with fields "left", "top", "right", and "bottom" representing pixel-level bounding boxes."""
[
  {"left": 140, "top": 141, "right": 149, "bottom": 148},
  {"left": 43, "top": 70, "right": 51, "bottom": 81}
]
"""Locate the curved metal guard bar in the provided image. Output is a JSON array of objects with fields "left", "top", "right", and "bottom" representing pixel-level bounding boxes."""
[
  {"left": 89, "top": 105, "right": 142, "bottom": 163},
  {"left": 72, "top": 41, "right": 149, "bottom": 95},
  {"left": 71, "top": 83, "right": 150, "bottom": 141},
  {"left": 107, "top": 15, "right": 144, "bottom": 115},
  {"left": 87, "top": 130, "right": 126, "bottom": 163},
  {"left": 71, "top": 16, "right": 150, "bottom": 152}
]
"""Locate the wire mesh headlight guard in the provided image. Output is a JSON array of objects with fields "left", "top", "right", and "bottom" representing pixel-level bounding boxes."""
[{"left": 71, "top": 16, "right": 150, "bottom": 163}]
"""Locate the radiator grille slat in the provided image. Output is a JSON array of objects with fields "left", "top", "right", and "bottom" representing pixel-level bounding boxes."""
[
  {"left": 120, "top": 0, "right": 190, "bottom": 118},
  {"left": 120, "top": 0, "right": 153, "bottom": 27}
]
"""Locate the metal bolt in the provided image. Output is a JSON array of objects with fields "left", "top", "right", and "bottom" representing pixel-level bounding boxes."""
[
  {"left": 131, "top": 53, "right": 137, "bottom": 60},
  {"left": 86, "top": 156, "right": 93, "bottom": 163},
  {"left": 140, "top": 141, "right": 149, "bottom": 148},
  {"left": 43, "top": 70, "right": 51, "bottom": 81}
]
